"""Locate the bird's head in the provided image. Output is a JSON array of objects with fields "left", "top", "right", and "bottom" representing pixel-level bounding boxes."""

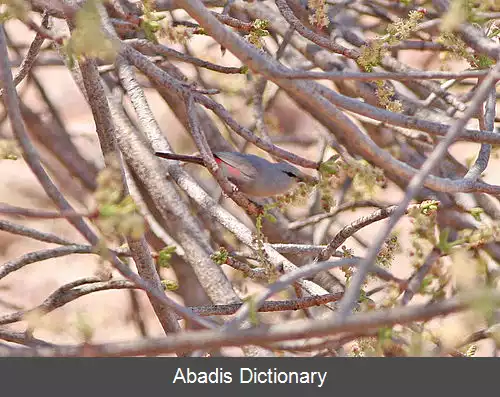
[{"left": 275, "top": 162, "right": 318, "bottom": 185}]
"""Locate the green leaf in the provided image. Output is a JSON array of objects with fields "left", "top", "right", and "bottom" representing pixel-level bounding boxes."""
[
  {"left": 161, "top": 279, "right": 179, "bottom": 291},
  {"left": 264, "top": 212, "right": 277, "bottom": 223},
  {"left": 99, "top": 204, "right": 118, "bottom": 217},
  {"left": 158, "top": 246, "right": 177, "bottom": 268},
  {"left": 244, "top": 295, "right": 260, "bottom": 326},
  {"left": 211, "top": 247, "right": 229, "bottom": 265},
  {"left": 319, "top": 155, "right": 340, "bottom": 175},
  {"left": 378, "top": 327, "right": 393, "bottom": 341},
  {"left": 468, "top": 207, "right": 484, "bottom": 222}
]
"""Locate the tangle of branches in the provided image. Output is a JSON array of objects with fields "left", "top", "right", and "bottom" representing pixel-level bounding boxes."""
[{"left": 0, "top": 0, "right": 500, "bottom": 357}]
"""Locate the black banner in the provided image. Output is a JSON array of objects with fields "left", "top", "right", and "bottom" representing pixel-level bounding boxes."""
[{"left": 0, "top": 357, "right": 496, "bottom": 396}]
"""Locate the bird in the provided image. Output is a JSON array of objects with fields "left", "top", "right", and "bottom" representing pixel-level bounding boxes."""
[{"left": 155, "top": 151, "right": 316, "bottom": 197}]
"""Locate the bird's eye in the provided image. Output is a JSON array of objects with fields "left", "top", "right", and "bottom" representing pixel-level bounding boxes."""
[{"left": 284, "top": 171, "right": 297, "bottom": 178}]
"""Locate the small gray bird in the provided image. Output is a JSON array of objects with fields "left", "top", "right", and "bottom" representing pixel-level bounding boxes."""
[{"left": 155, "top": 151, "right": 316, "bottom": 197}]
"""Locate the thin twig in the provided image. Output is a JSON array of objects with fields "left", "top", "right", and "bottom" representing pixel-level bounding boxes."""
[
  {"left": 126, "top": 39, "right": 244, "bottom": 74},
  {"left": 0, "top": 245, "right": 103, "bottom": 281},
  {"left": 288, "top": 200, "right": 389, "bottom": 230},
  {"left": 464, "top": 86, "right": 497, "bottom": 181},
  {"left": 0, "top": 12, "right": 49, "bottom": 98},
  {"left": 401, "top": 248, "right": 441, "bottom": 306},
  {"left": 0, "top": 203, "right": 95, "bottom": 219},
  {"left": 0, "top": 219, "right": 75, "bottom": 246},
  {"left": 275, "top": 0, "right": 359, "bottom": 59}
]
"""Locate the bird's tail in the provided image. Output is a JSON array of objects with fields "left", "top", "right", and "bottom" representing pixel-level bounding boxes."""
[{"left": 155, "top": 152, "right": 205, "bottom": 166}]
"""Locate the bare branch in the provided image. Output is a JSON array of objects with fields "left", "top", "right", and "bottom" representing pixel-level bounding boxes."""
[
  {"left": 0, "top": 13, "right": 49, "bottom": 98},
  {"left": 3, "top": 290, "right": 498, "bottom": 357},
  {"left": 0, "top": 219, "right": 75, "bottom": 246},
  {"left": 334, "top": 59, "right": 500, "bottom": 321}
]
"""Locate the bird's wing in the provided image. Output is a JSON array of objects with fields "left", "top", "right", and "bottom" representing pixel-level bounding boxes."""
[{"left": 214, "top": 152, "right": 258, "bottom": 179}]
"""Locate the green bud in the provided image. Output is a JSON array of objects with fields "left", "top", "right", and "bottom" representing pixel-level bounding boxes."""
[
  {"left": 158, "top": 246, "right": 177, "bottom": 268},
  {"left": 252, "top": 19, "right": 269, "bottom": 30},
  {"left": 161, "top": 279, "right": 179, "bottom": 291},
  {"left": 319, "top": 155, "right": 340, "bottom": 175},
  {"left": 149, "top": 21, "right": 161, "bottom": 32},
  {"left": 99, "top": 204, "right": 118, "bottom": 217},
  {"left": 469, "top": 207, "right": 484, "bottom": 222},
  {"left": 264, "top": 213, "right": 277, "bottom": 223},
  {"left": 211, "top": 247, "right": 229, "bottom": 265}
]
